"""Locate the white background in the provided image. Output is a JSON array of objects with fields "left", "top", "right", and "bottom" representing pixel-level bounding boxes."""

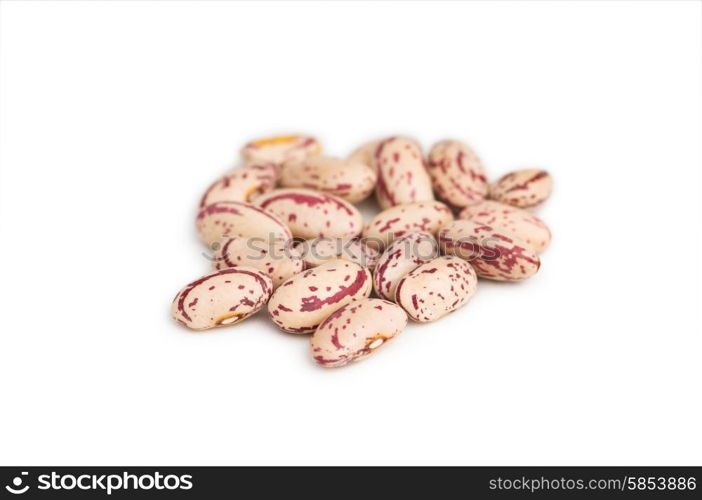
[{"left": 1, "top": 1, "right": 700, "bottom": 466}]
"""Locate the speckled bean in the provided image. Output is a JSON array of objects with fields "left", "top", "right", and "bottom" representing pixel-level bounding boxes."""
[
  {"left": 362, "top": 201, "right": 453, "bottom": 250},
  {"left": 199, "top": 162, "right": 278, "bottom": 208},
  {"left": 280, "top": 156, "right": 376, "bottom": 203},
  {"left": 171, "top": 267, "right": 272, "bottom": 330},
  {"left": 489, "top": 168, "right": 552, "bottom": 209},
  {"left": 427, "top": 139, "right": 488, "bottom": 208},
  {"left": 241, "top": 134, "right": 322, "bottom": 165},
  {"left": 310, "top": 298, "right": 407, "bottom": 368},
  {"left": 268, "top": 260, "right": 372, "bottom": 333},
  {"left": 196, "top": 200, "right": 292, "bottom": 247},
  {"left": 438, "top": 220, "right": 540, "bottom": 281},
  {"left": 395, "top": 256, "right": 477, "bottom": 322},
  {"left": 348, "top": 140, "right": 380, "bottom": 173},
  {"left": 372, "top": 232, "right": 439, "bottom": 301},
  {"left": 373, "top": 137, "right": 434, "bottom": 209},
  {"left": 294, "top": 238, "right": 379, "bottom": 270},
  {"left": 255, "top": 188, "right": 363, "bottom": 240},
  {"left": 213, "top": 236, "right": 304, "bottom": 288},
  {"left": 459, "top": 200, "right": 551, "bottom": 252}
]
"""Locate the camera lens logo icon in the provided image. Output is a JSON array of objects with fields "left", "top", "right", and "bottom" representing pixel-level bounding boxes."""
[{"left": 5, "top": 472, "right": 29, "bottom": 495}]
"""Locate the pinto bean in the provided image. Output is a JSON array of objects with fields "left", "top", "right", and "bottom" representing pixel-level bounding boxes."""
[
  {"left": 280, "top": 156, "right": 376, "bottom": 203},
  {"left": 294, "top": 238, "right": 379, "bottom": 270},
  {"left": 489, "top": 168, "right": 552, "bottom": 209},
  {"left": 171, "top": 267, "right": 272, "bottom": 330},
  {"left": 348, "top": 139, "right": 380, "bottom": 173},
  {"left": 213, "top": 236, "right": 303, "bottom": 288},
  {"left": 427, "top": 139, "right": 488, "bottom": 208},
  {"left": 394, "top": 256, "right": 477, "bottom": 322},
  {"left": 267, "top": 260, "right": 372, "bottom": 334},
  {"left": 373, "top": 137, "right": 434, "bottom": 209},
  {"left": 438, "top": 220, "right": 540, "bottom": 281},
  {"left": 458, "top": 200, "right": 551, "bottom": 252},
  {"left": 196, "top": 200, "right": 292, "bottom": 248},
  {"left": 255, "top": 188, "right": 363, "bottom": 240},
  {"left": 199, "top": 162, "right": 278, "bottom": 208},
  {"left": 310, "top": 298, "right": 407, "bottom": 367},
  {"left": 363, "top": 201, "right": 453, "bottom": 250},
  {"left": 372, "top": 232, "right": 439, "bottom": 301},
  {"left": 240, "top": 134, "right": 321, "bottom": 165}
]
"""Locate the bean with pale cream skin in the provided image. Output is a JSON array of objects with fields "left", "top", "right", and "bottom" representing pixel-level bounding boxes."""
[
  {"left": 310, "top": 298, "right": 407, "bottom": 368},
  {"left": 240, "top": 134, "right": 322, "bottom": 166},
  {"left": 427, "top": 140, "right": 488, "bottom": 208},
  {"left": 213, "top": 236, "right": 304, "bottom": 288},
  {"left": 199, "top": 162, "right": 278, "bottom": 208},
  {"left": 373, "top": 137, "right": 434, "bottom": 209},
  {"left": 348, "top": 140, "right": 380, "bottom": 173},
  {"left": 196, "top": 200, "right": 292, "bottom": 248},
  {"left": 395, "top": 256, "right": 477, "bottom": 323},
  {"left": 489, "top": 168, "right": 553, "bottom": 209},
  {"left": 294, "top": 238, "right": 379, "bottom": 270},
  {"left": 280, "top": 156, "right": 376, "bottom": 203},
  {"left": 438, "top": 220, "right": 540, "bottom": 281},
  {"left": 459, "top": 200, "right": 551, "bottom": 252},
  {"left": 255, "top": 188, "right": 363, "bottom": 240},
  {"left": 268, "top": 260, "right": 372, "bottom": 334},
  {"left": 363, "top": 200, "right": 453, "bottom": 250},
  {"left": 373, "top": 232, "right": 439, "bottom": 301},
  {"left": 171, "top": 267, "right": 272, "bottom": 330}
]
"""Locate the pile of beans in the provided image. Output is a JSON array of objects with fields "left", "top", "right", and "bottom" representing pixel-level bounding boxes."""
[{"left": 171, "top": 135, "right": 553, "bottom": 368}]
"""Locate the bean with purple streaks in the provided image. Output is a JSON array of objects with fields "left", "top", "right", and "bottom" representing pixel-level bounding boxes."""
[
  {"left": 199, "top": 162, "right": 278, "bottom": 208},
  {"left": 438, "top": 220, "right": 540, "bottom": 281},
  {"left": 373, "top": 137, "right": 434, "bottom": 209},
  {"left": 395, "top": 256, "right": 477, "bottom": 322},
  {"left": 268, "top": 260, "right": 373, "bottom": 334},
  {"left": 363, "top": 200, "right": 453, "bottom": 250},
  {"left": 294, "top": 238, "right": 379, "bottom": 270},
  {"left": 459, "top": 200, "right": 551, "bottom": 253},
  {"left": 489, "top": 168, "right": 553, "bottom": 209},
  {"left": 310, "top": 298, "right": 407, "bottom": 368},
  {"left": 240, "top": 134, "right": 321, "bottom": 165},
  {"left": 348, "top": 139, "right": 380, "bottom": 173},
  {"left": 213, "top": 236, "right": 303, "bottom": 289},
  {"left": 255, "top": 188, "right": 363, "bottom": 240},
  {"left": 171, "top": 267, "right": 272, "bottom": 330},
  {"left": 196, "top": 200, "right": 292, "bottom": 248},
  {"left": 280, "top": 156, "right": 376, "bottom": 203},
  {"left": 427, "top": 139, "right": 488, "bottom": 208},
  {"left": 373, "top": 231, "right": 439, "bottom": 301}
]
